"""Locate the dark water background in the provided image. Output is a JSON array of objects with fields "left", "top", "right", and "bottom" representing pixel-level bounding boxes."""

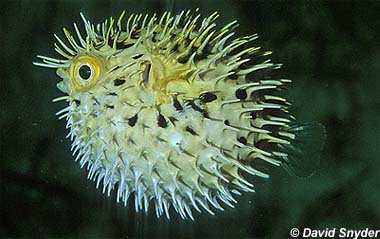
[{"left": 1, "top": 0, "right": 379, "bottom": 238}]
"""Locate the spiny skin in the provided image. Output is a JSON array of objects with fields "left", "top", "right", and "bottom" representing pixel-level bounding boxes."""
[{"left": 34, "top": 10, "right": 323, "bottom": 220}]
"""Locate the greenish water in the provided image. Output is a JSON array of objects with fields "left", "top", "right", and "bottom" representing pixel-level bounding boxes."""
[{"left": 1, "top": 1, "right": 379, "bottom": 238}]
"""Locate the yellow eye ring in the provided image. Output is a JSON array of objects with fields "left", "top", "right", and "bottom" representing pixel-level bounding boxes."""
[{"left": 71, "top": 55, "right": 102, "bottom": 90}]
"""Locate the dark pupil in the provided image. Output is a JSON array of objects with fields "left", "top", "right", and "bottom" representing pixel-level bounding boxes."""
[{"left": 79, "top": 65, "right": 92, "bottom": 80}]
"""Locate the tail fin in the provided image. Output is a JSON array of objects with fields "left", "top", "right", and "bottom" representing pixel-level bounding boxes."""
[{"left": 279, "top": 122, "right": 326, "bottom": 177}]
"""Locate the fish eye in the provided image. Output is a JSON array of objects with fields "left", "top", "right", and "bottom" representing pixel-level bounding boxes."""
[
  {"left": 78, "top": 64, "right": 92, "bottom": 81},
  {"left": 71, "top": 55, "right": 102, "bottom": 90}
]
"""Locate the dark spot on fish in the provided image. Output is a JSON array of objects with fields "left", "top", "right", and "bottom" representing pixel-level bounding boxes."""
[
  {"left": 185, "top": 126, "right": 198, "bottom": 136},
  {"left": 108, "top": 37, "right": 131, "bottom": 49},
  {"left": 128, "top": 138, "right": 137, "bottom": 145},
  {"left": 106, "top": 104, "right": 114, "bottom": 109},
  {"left": 108, "top": 92, "right": 118, "bottom": 96},
  {"left": 131, "top": 30, "right": 140, "bottom": 39},
  {"left": 178, "top": 58, "right": 186, "bottom": 64},
  {"left": 92, "top": 97, "right": 100, "bottom": 106},
  {"left": 114, "top": 78, "right": 126, "bottom": 86},
  {"left": 107, "top": 38, "right": 113, "bottom": 47},
  {"left": 178, "top": 56, "right": 189, "bottom": 64},
  {"left": 173, "top": 97, "right": 183, "bottom": 111},
  {"left": 194, "top": 49, "right": 209, "bottom": 62},
  {"left": 235, "top": 89, "right": 247, "bottom": 100},
  {"left": 128, "top": 114, "right": 138, "bottom": 127},
  {"left": 109, "top": 65, "right": 120, "bottom": 73},
  {"left": 157, "top": 114, "right": 168, "bottom": 128},
  {"left": 73, "top": 99, "right": 81, "bottom": 106},
  {"left": 237, "top": 136, "right": 247, "bottom": 145},
  {"left": 108, "top": 35, "right": 133, "bottom": 49},
  {"left": 200, "top": 92, "right": 217, "bottom": 103},
  {"left": 116, "top": 42, "right": 134, "bottom": 49},
  {"left": 171, "top": 44, "right": 179, "bottom": 53},
  {"left": 255, "top": 139, "right": 274, "bottom": 152},
  {"left": 142, "top": 61, "right": 151, "bottom": 85},
  {"left": 228, "top": 71, "right": 238, "bottom": 80},
  {"left": 190, "top": 101, "right": 209, "bottom": 118},
  {"left": 124, "top": 42, "right": 135, "bottom": 48},
  {"left": 224, "top": 120, "right": 230, "bottom": 126},
  {"left": 169, "top": 116, "right": 178, "bottom": 126},
  {"left": 133, "top": 54, "right": 144, "bottom": 60}
]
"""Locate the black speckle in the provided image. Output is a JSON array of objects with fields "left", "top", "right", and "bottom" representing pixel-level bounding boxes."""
[
  {"left": 250, "top": 112, "right": 257, "bottom": 119},
  {"left": 108, "top": 92, "right": 118, "bottom": 96},
  {"left": 157, "top": 114, "right": 168, "bottom": 128},
  {"left": 228, "top": 71, "right": 238, "bottom": 80},
  {"left": 133, "top": 54, "right": 144, "bottom": 60},
  {"left": 116, "top": 42, "right": 134, "bottom": 49},
  {"left": 185, "top": 126, "right": 198, "bottom": 136},
  {"left": 109, "top": 66, "right": 120, "bottom": 73},
  {"left": 194, "top": 49, "right": 209, "bottom": 62},
  {"left": 224, "top": 120, "right": 230, "bottom": 126},
  {"left": 200, "top": 92, "right": 217, "bottom": 103},
  {"left": 92, "top": 97, "right": 100, "bottom": 106},
  {"left": 128, "top": 114, "right": 138, "bottom": 127},
  {"left": 178, "top": 56, "right": 189, "bottom": 64},
  {"left": 173, "top": 97, "right": 183, "bottom": 111},
  {"left": 237, "top": 136, "right": 247, "bottom": 145},
  {"left": 73, "top": 99, "right": 81, "bottom": 106},
  {"left": 235, "top": 89, "right": 247, "bottom": 100},
  {"left": 107, "top": 37, "right": 132, "bottom": 49},
  {"left": 114, "top": 78, "right": 126, "bottom": 86},
  {"left": 142, "top": 61, "right": 151, "bottom": 85},
  {"left": 171, "top": 43, "right": 179, "bottom": 53},
  {"left": 131, "top": 30, "right": 140, "bottom": 39},
  {"left": 169, "top": 117, "right": 178, "bottom": 126},
  {"left": 106, "top": 104, "right": 114, "bottom": 109},
  {"left": 255, "top": 139, "right": 273, "bottom": 152},
  {"left": 107, "top": 38, "right": 113, "bottom": 47},
  {"left": 190, "top": 101, "right": 209, "bottom": 118}
]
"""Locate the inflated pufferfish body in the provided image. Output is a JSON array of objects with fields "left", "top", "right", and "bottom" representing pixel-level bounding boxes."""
[{"left": 34, "top": 10, "right": 325, "bottom": 220}]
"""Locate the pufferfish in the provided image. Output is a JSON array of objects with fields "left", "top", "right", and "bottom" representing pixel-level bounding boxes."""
[{"left": 34, "top": 10, "right": 325, "bottom": 220}]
